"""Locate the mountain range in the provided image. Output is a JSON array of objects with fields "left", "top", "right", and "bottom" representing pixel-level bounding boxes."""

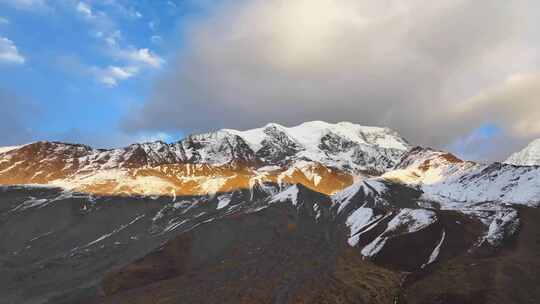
[
  {"left": 0, "top": 121, "right": 409, "bottom": 196},
  {"left": 1, "top": 121, "right": 539, "bottom": 304}
]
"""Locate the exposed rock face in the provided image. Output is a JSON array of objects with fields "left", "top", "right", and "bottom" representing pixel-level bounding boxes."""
[
  {"left": 254, "top": 124, "right": 304, "bottom": 165},
  {"left": 1, "top": 121, "right": 540, "bottom": 304},
  {"left": 179, "top": 131, "right": 256, "bottom": 164}
]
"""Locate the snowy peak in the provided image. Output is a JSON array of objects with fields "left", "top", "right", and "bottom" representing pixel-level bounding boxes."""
[
  {"left": 384, "top": 146, "right": 469, "bottom": 185},
  {"left": 179, "top": 131, "right": 255, "bottom": 165},
  {"left": 0, "top": 145, "right": 24, "bottom": 154},
  {"left": 0, "top": 122, "right": 410, "bottom": 196},
  {"left": 382, "top": 146, "right": 540, "bottom": 206},
  {"left": 225, "top": 121, "right": 409, "bottom": 152},
  {"left": 224, "top": 121, "right": 410, "bottom": 172},
  {"left": 505, "top": 138, "right": 540, "bottom": 166},
  {"left": 394, "top": 146, "right": 464, "bottom": 169},
  {"left": 0, "top": 121, "right": 410, "bottom": 179},
  {"left": 3, "top": 124, "right": 540, "bottom": 204}
]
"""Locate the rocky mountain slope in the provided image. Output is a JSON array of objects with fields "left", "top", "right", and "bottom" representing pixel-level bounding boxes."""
[
  {"left": 505, "top": 138, "right": 540, "bottom": 166},
  {"left": 0, "top": 121, "right": 409, "bottom": 196},
  {"left": 385, "top": 147, "right": 540, "bottom": 206},
  {"left": 1, "top": 121, "right": 539, "bottom": 304}
]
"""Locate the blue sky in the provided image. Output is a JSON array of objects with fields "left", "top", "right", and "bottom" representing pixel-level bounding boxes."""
[{"left": 0, "top": 0, "right": 210, "bottom": 147}]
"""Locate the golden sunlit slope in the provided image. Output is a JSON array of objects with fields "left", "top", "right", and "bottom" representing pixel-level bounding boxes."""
[
  {"left": 35, "top": 162, "right": 353, "bottom": 196},
  {"left": 0, "top": 143, "right": 355, "bottom": 196}
]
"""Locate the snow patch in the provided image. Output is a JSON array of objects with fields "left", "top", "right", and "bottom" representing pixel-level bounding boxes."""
[
  {"left": 361, "top": 209, "right": 437, "bottom": 258},
  {"left": 270, "top": 185, "right": 299, "bottom": 206},
  {"left": 0, "top": 145, "right": 21, "bottom": 154},
  {"left": 345, "top": 208, "right": 383, "bottom": 246},
  {"left": 12, "top": 197, "right": 49, "bottom": 212},
  {"left": 422, "top": 230, "right": 446, "bottom": 268},
  {"left": 163, "top": 219, "right": 189, "bottom": 233},
  {"left": 84, "top": 214, "right": 145, "bottom": 248},
  {"left": 482, "top": 209, "right": 520, "bottom": 246},
  {"left": 332, "top": 179, "right": 388, "bottom": 214},
  {"left": 217, "top": 194, "right": 232, "bottom": 210}
]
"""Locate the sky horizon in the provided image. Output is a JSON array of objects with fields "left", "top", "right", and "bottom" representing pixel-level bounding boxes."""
[{"left": 1, "top": 0, "right": 540, "bottom": 162}]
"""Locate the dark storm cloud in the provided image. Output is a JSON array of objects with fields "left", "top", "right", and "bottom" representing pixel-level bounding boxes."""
[{"left": 123, "top": 0, "right": 540, "bottom": 160}]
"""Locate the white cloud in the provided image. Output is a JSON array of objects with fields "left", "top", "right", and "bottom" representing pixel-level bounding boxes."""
[
  {"left": 99, "top": 0, "right": 143, "bottom": 19},
  {"left": 75, "top": 1, "right": 114, "bottom": 31},
  {"left": 105, "top": 30, "right": 121, "bottom": 46},
  {"left": 122, "top": 48, "right": 164, "bottom": 68},
  {"left": 87, "top": 47, "right": 163, "bottom": 87},
  {"left": 89, "top": 47, "right": 163, "bottom": 87},
  {"left": 1, "top": 0, "right": 49, "bottom": 11},
  {"left": 76, "top": 1, "right": 95, "bottom": 19},
  {"left": 0, "top": 36, "right": 25, "bottom": 64},
  {"left": 451, "top": 73, "right": 540, "bottom": 139},
  {"left": 129, "top": 49, "right": 165, "bottom": 68},
  {"left": 134, "top": 131, "right": 173, "bottom": 144},
  {"left": 93, "top": 65, "right": 139, "bottom": 87},
  {"left": 124, "top": 0, "right": 540, "bottom": 160},
  {"left": 150, "top": 35, "right": 162, "bottom": 44},
  {"left": 70, "top": 1, "right": 163, "bottom": 87},
  {"left": 54, "top": 55, "right": 140, "bottom": 88}
]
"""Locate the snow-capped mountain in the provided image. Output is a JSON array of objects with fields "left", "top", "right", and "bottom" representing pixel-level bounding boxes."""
[
  {"left": 2, "top": 121, "right": 540, "bottom": 304},
  {"left": 383, "top": 147, "right": 540, "bottom": 206},
  {"left": 505, "top": 138, "right": 540, "bottom": 166},
  {"left": 0, "top": 121, "right": 410, "bottom": 196},
  {"left": 225, "top": 121, "right": 409, "bottom": 171}
]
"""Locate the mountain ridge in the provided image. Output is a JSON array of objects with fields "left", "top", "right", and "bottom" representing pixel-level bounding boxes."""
[
  {"left": 0, "top": 121, "right": 410, "bottom": 196},
  {"left": 1, "top": 121, "right": 540, "bottom": 303},
  {"left": 505, "top": 138, "right": 540, "bottom": 166}
]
